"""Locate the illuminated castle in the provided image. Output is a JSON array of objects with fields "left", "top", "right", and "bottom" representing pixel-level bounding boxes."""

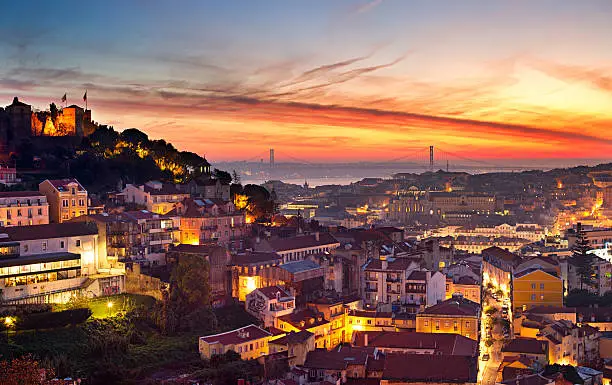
[{"left": 0, "top": 97, "right": 96, "bottom": 141}]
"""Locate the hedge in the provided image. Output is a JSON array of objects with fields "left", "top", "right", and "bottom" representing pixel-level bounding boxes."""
[{"left": 16, "top": 308, "right": 92, "bottom": 330}]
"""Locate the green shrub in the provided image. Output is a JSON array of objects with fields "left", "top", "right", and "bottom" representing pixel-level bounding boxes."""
[{"left": 17, "top": 308, "right": 92, "bottom": 330}]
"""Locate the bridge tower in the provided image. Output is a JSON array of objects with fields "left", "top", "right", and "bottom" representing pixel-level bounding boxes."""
[
  {"left": 270, "top": 148, "right": 275, "bottom": 168},
  {"left": 429, "top": 145, "right": 434, "bottom": 172}
]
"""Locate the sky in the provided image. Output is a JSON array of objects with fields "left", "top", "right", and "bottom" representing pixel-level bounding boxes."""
[{"left": 1, "top": 0, "right": 612, "bottom": 163}]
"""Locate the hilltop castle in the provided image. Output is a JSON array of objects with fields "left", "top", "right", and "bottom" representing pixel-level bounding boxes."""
[{"left": 0, "top": 97, "right": 97, "bottom": 147}]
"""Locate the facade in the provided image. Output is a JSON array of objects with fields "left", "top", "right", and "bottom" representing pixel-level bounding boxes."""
[
  {"left": 277, "top": 308, "right": 331, "bottom": 349},
  {"left": 174, "top": 198, "right": 248, "bottom": 251},
  {"left": 430, "top": 223, "right": 545, "bottom": 243},
  {"left": 362, "top": 256, "right": 421, "bottom": 307},
  {"left": 268, "top": 330, "right": 315, "bottom": 367},
  {"left": 404, "top": 270, "right": 446, "bottom": 310},
  {"left": 0, "top": 164, "right": 19, "bottom": 185},
  {"left": 121, "top": 181, "right": 190, "bottom": 214},
  {"left": 416, "top": 294, "right": 480, "bottom": 340},
  {"left": 513, "top": 268, "right": 563, "bottom": 312},
  {"left": 0, "top": 191, "right": 49, "bottom": 227},
  {"left": 39, "top": 178, "right": 88, "bottom": 223},
  {"left": 0, "top": 222, "right": 124, "bottom": 304},
  {"left": 178, "top": 178, "right": 230, "bottom": 201},
  {"left": 254, "top": 233, "right": 340, "bottom": 264},
  {"left": 446, "top": 275, "right": 481, "bottom": 304},
  {"left": 78, "top": 210, "right": 180, "bottom": 265},
  {"left": 245, "top": 285, "right": 295, "bottom": 327},
  {"left": 198, "top": 324, "right": 271, "bottom": 360}
]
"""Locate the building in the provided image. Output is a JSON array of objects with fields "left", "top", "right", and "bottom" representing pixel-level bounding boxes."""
[
  {"left": 352, "top": 330, "right": 478, "bottom": 356},
  {"left": 245, "top": 285, "right": 295, "bottom": 327},
  {"left": 120, "top": 181, "right": 190, "bottom": 214},
  {"left": 77, "top": 210, "right": 180, "bottom": 265},
  {"left": 198, "top": 324, "right": 271, "bottom": 360},
  {"left": 168, "top": 244, "right": 232, "bottom": 305},
  {"left": 177, "top": 178, "right": 230, "bottom": 201},
  {"left": 308, "top": 297, "right": 349, "bottom": 346},
  {"left": 362, "top": 256, "right": 421, "bottom": 308},
  {"left": 231, "top": 251, "right": 283, "bottom": 301},
  {"left": 173, "top": 198, "right": 248, "bottom": 251},
  {"left": 446, "top": 275, "right": 481, "bottom": 304},
  {"left": 501, "top": 338, "right": 549, "bottom": 366},
  {"left": 0, "top": 222, "right": 124, "bottom": 303},
  {"left": 254, "top": 233, "right": 340, "bottom": 264},
  {"left": 416, "top": 294, "right": 480, "bottom": 340},
  {"left": 277, "top": 308, "right": 331, "bottom": 349},
  {"left": 513, "top": 268, "right": 564, "bottom": 313},
  {"left": 0, "top": 164, "right": 19, "bottom": 185},
  {"left": 268, "top": 330, "right": 315, "bottom": 367},
  {"left": 39, "top": 179, "right": 88, "bottom": 223},
  {"left": 380, "top": 353, "right": 478, "bottom": 385},
  {"left": 302, "top": 346, "right": 374, "bottom": 384},
  {"left": 0, "top": 191, "right": 49, "bottom": 227},
  {"left": 404, "top": 270, "right": 446, "bottom": 311}
]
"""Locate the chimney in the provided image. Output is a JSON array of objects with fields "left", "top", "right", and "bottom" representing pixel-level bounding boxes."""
[
  {"left": 364, "top": 333, "right": 368, "bottom": 347},
  {"left": 315, "top": 232, "right": 320, "bottom": 241},
  {"left": 381, "top": 255, "right": 388, "bottom": 270}
]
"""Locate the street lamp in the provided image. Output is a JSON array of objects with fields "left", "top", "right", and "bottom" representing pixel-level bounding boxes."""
[
  {"left": 4, "top": 316, "right": 14, "bottom": 340},
  {"left": 107, "top": 301, "right": 113, "bottom": 316}
]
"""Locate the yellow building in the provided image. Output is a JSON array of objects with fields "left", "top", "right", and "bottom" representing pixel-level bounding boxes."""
[
  {"left": 513, "top": 268, "right": 563, "bottom": 312},
  {"left": 416, "top": 294, "right": 480, "bottom": 340},
  {"left": 277, "top": 308, "right": 331, "bottom": 349},
  {"left": 39, "top": 179, "right": 88, "bottom": 223},
  {"left": 199, "top": 324, "right": 272, "bottom": 360},
  {"left": 446, "top": 276, "right": 481, "bottom": 304}
]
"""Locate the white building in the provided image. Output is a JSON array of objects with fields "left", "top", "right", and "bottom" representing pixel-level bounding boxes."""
[
  {"left": 120, "top": 181, "right": 190, "bottom": 214},
  {"left": 0, "top": 222, "right": 124, "bottom": 304},
  {"left": 404, "top": 270, "right": 446, "bottom": 310},
  {"left": 245, "top": 285, "right": 295, "bottom": 327}
]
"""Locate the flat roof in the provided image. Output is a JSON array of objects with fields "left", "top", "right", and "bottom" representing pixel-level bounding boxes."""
[{"left": 0, "top": 252, "right": 81, "bottom": 268}]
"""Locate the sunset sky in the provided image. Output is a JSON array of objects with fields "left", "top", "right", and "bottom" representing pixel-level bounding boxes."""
[{"left": 1, "top": 1, "right": 612, "bottom": 162}]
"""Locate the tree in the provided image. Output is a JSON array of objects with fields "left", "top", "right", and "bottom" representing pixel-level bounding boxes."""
[
  {"left": 571, "top": 224, "right": 595, "bottom": 290},
  {"left": 158, "top": 253, "right": 213, "bottom": 334},
  {"left": 231, "top": 170, "right": 241, "bottom": 185},
  {"left": 213, "top": 169, "right": 232, "bottom": 185},
  {"left": 0, "top": 354, "right": 56, "bottom": 385}
]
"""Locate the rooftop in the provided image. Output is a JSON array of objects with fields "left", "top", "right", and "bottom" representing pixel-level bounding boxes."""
[
  {"left": 199, "top": 324, "right": 271, "bottom": 346},
  {"left": 1, "top": 222, "right": 98, "bottom": 241},
  {"left": 255, "top": 285, "right": 293, "bottom": 300},
  {"left": 303, "top": 347, "right": 369, "bottom": 370},
  {"left": 278, "top": 308, "right": 328, "bottom": 329},
  {"left": 0, "top": 251, "right": 81, "bottom": 268},
  {"left": 0, "top": 191, "right": 45, "bottom": 198},
  {"left": 382, "top": 353, "right": 477, "bottom": 383},
  {"left": 502, "top": 338, "right": 548, "bottom": 355},
  {"left": 269, "top": 330, "right": 314, "bottom": 345},
  {"left": 279, "top": 259, "right": 323, "bottom": 274},
  {"left": 43, "top": 178, "right": 86, "bottom": 192},
  {"left": 352, "top": 331, "right": 477, "bottom": 356},
  {"left": 232, "top": 251, "right": 282, "bottom": 266},
  {"left": 266, "top": 233, "right": 339, "bottom": 252},
  {"left": 420, "top": 296, "right": 480, "bottom": 317}
]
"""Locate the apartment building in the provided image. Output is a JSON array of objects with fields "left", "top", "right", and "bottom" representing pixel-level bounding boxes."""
[
  {"left": 78, "top": 210, "right": 180, "bottom": 265},
  {"left": 245, "top": 285, "right": 295, "bottom": 327},
  {"left": 362, "top": 255, "right": 421, "bottom": 307},
  {"left": 254, "top": 232, "right": 340, "bottom": 264},
  {"left": 39, "top": 178, "right": 87, "bottom": 223},
  {"left": 198, "top": 324, "right": 271, "bottom": 360},
  {"left": 416, "top": 294, "right": 480, "bottom": 340},
  {"left": 513, "top": 268, "right": 563, "bottom": 312},
  {"left": 0, "top": 222, "right": 124, "bottom": 303},
  {"left": 121, "top": 181, "right": 189, "bottom": 214},
  {"left": 0, "top": 191, "right": 49, "bottom": 227}
]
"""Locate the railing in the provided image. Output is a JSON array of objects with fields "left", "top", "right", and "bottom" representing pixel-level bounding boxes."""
[{"left": 365, "top": 287, "right": 378, "bottom": 292}]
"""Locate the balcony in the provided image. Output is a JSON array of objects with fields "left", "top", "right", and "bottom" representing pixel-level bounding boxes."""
[
  {"left": 386, "top": 276, "right": 400, "bottom": 282},
  {"left": 201, "top": 225, "right": 218, "bottom": 231},
  {"left": 365, "top": 286, "right": 378, "bottom": 293},
  {"left": 365, "top": 275, "right": 377, "bottom": 282}
]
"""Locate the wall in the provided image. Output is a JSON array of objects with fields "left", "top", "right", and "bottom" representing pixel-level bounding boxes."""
[
  {"left": 124, "top": 265, "right": 163, "bottom": 301},
  {"left": 513, "top": 270, "right": 563, "bottom": 312},
  {"left": 416, "top": 315, "right": 478, "bottom": 340}
]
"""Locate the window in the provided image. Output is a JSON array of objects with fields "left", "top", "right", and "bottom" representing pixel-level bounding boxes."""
[
  {"left": 531, "top": 294, "right": 536, "bottom": 300},
  {"left": 540, "top": 283, "right": 545, "bottom": 289},
  {"left": 60, "top": 241, "right": 65, "bottom": 249},
  {"left": 23, "top": 244, "right": 28, "bottom": 253},
  {"left": 531, "top": 283, "right": 536, "bottom": 289},
  {"left": 62, "top": 199, "right": 69, "bottom": 207},
  {"left": 42, "top": 241, "right": 47, "bottom": 251},
  {"left": 72, "top": 199, "right": 76, "bottom": 206},
  {"left": 540, "top": 294, "right": 544, "bottom": 300},
  {"left": 454, "top": 321, "right": 458, "bottom": 331},
  {"left": 249, "top": 343, "right": 253, "bottom": 351},
  {"left": 76, "top": 240, "right": 81, "bottom": 247},
  {"left": 424, "top": 320, "right": 429, "bottom": 327},
  {"left": 466, "top": 321, "right": 470, "bottom": 328},
  {"left": 17, "top": 209, "right": 21, "bottom": 216},
  {"left": 78, "top": 199, "right": 85, "bottom": 206},
  {"left": 71, "top": 188, "right": 76, "bottom": 195},
  {"left": 367, "top": 319, "right": 372, "bottom": 325},
  {"left": 211, "top": 348, "right": 216, "bottom": 355},
  {"left": 435, "top": 321, "right": 440, "bottom": 330}
]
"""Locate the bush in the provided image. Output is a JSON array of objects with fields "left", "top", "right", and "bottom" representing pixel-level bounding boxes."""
[{"left": 17, "top": 308, "right": 92, "bottom": 330}]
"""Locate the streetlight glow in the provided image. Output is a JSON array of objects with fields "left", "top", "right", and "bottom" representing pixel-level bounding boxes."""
[{"left": 107, "top": 301, "right": 113, "bottom": 309}]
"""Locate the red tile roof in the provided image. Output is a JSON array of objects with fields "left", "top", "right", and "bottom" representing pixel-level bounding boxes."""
[
  {"left": 279, "top": 308, "right": 328, "bottom": 329},
  {"left": 232, "top": 251, "right": 282, "bottom": 266},
  {"left": 352, "top": 331, "right": 477, "bottom": 356},
  {"left": 1, "top": 222, "right": 98, "bottom": 241},
  {"left": 502, "top": 338, "right": 548, "bottom": 355},
  {"left": 303, "top": 347, "right": 369, "bottom": 370},
  {"left": 420, "top": 296, "right": 480, "bottom": 317},
  {"left": 267, "top": 233, "right": 339, "bottom": 252},
  {"left": 43, "top": 178, "right": 86, "bottom": 192},
  {"left": 270, "top": 330, "right": 314, "bottom": 345},
  {"left": 456, "top": 276, "right": 479, "bottom": 285},
  {"left": 199, "top": 324, "right": 271, "bottom": 345},
  {"left": 382, "top": 353, "right": 477, "bottom": 382},
  {"left": 256, "top": 285, "right": 292, "bottom": 300},
  {"left": 365, "top": 257, "right": 420, "bottom": 271},
  {"left": 407, "top": 270, "right": 427, "bottom": 281},
  {"left": 0, "top": 191, "right": 45, "bottom": 198}
]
